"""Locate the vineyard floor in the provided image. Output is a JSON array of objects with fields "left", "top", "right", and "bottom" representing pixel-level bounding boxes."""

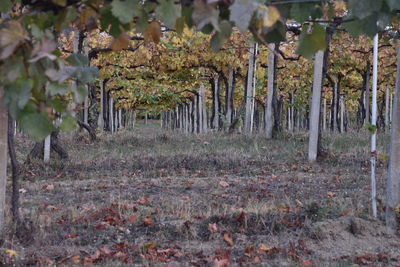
[{"left": 3, "top": 121, "right": 400, "bottom": 266}]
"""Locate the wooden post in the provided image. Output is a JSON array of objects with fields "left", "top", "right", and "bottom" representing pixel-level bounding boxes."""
[
  {"left": 98, "top": 80, "right": 104, "bottom": 132},
  {"left": 308, "top": 50, "right": 324, "bottom": 162},
  {"left": 386, "top": 43, "right": 400, "bottom": 230},
  {"left": 109, "top": 97, "right": 114, "bottom": 133},
  {"left": 244, "top": 42, "right": 255, "bottom": 133},
  {"left": 265, "top": 43, "right": 276, "bottom": 139},
  {"left": 0, "top": 87, "right": 8, "bottom": 234},
  {"left": 370, "top": 34, "right": 378, "bottom": 218},
  {"left": 385, "top": 87, "right": 390, "bottom": 130}
]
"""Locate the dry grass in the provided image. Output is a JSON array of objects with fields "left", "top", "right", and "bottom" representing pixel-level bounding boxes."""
[{"left": 0, "top": 121, "right": 398, "bottom": 266}]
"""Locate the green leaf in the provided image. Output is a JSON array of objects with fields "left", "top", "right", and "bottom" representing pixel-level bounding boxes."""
[
  {"left": 100, "top": 6, "right": 124, "bottom": 37},
  {"left": 66, "top": 53, "right": 89, "bottom": 66},
  {"left": 49, "top": 99, "right": 66, "bottom": 112},
  {"left": 192, "top": 0, "right": 220, "bottom": 31},
  {"left": 175, "top": 17, "right": 186, "bottom": 35},
  {"left": 0, "top": 0, "right": 12, "bottom": 13},
  {"left": 348, "top": 0, "right": 382, "bottom": 19},
  {"left": 210, "top": 32, "right": 224, "bottom": 51},
  {"left": 290, "top": 3, "right": 315, "bottom": 23},
  {"left": 296, "top": 24, "right": 326, "bottom": 59},
  {"left": 75, "top": 67, "right": 98, "bottom": 83},
  {"left": 3, "top": 78, "right": 32, "bottom": 117},
  {"left": 48, "top": 82, "right": 68, "bottom": 96},
  {"left": 386, "top": 0, "right": 400, "bottom": 10},
  {"left": 111, "top": 0, "right": 139, "bottom": 24},
  {"left": 73, "top": 85, "right": 88, "bottom": 103},
  {"left": 262, "top": 21, "right": 286, "bottom": 43},
  {"left": 343, "top": 14, "right": 379, "bottom": 37},
  {"left": 182, "top": 7, "right": 194, "bottom": 28},
  {"left": 156, "top": 0, "right": 181, "bottom": 28},
  {"left": 229, "top": 0, "right": 256, "bottom": 32},
  {"left": 219, "top": 20, "right": 232, "bottom": 38},
  {"left": 60, "top": 114, "right": 77, "bottom": 131},
  {"left": 363, "top": 122, "right": 377, "bottom": 134},
  {"left": 19, "top": 113, "right": 55, "bottom": 141}
]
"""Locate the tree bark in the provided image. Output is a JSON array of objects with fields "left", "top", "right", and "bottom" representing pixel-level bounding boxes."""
[
  {"left": 308, "top": 50, "right": 324, "bottom": 162},
  {"left": 386, "top": 43, "right": 400, "bottom": 229}
]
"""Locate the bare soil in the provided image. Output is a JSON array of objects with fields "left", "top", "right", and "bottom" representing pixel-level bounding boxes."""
[{"left": 1, "top": 121, "right": 399, "bottom": 266}]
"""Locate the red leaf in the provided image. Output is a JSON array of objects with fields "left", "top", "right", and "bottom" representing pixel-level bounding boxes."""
[
  {"left": 64, "top": 233, "right": 77, "bottom": 238},
  {"left": 219, "top": 181, "right": 230, "bottom": 187},
  {"left": 127, "top": 215, "right": 137, "bottom": 223},
  {"left": 143, "top": 216, "right": 152, "bottom": 226},
  {"left": 213, "top": 258, "right": 229, "bottom": 267},
  {"left": 208, "top": 223, "right": 218, "bottom": 233},
  {"left": 300, "top": 260, "right": 313, "bottom": 267}
]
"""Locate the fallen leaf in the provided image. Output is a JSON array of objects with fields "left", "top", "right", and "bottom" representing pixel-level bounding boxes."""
[
  {"left": 223, "top": 232, "right": 234, "bottom": 246},
  {"left": 300, "top": 260, "right": 313, "bottom": 267},
  {"left": 143, "top": 216, "right": 152, "bottom": 226},
  {"left": 138, "top": 196, "right": 149, "bottom": 204},
  {"left": 64, "top": 233, "right": 77, "bottom": 238},
  {"left": 219, "top": 181, "right": 230, "bottom": 187},
  {"left": 208, "top": 223, "right": 218, "bottom": 233},
  {"left": 127, "top": 215, "right": 137, "bottom": 223},
  {"left": 71, "top": 255, "right": 80, "bottom": 264},
  {"left": 213, "top": 258, "right": 229, "bottom": 267},
  {"left": 259, "top": 243, "right": 271, "bottom": 252},
  {"left": 42, "top": 184, "right": 54, "bottom": 190},
  {"left": 252, "top": 256, "right": 261, "bottom": 264},
  {"left": 327, "top": 192, "right": 337, "bottom": 198},
  {"left": 5, "top": 249, "right": 17, "bottom": 258}
]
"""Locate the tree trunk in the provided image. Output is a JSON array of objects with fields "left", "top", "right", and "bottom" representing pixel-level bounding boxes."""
[
  {"left": 308, "top": 50, "right": 324, "bottom": 162},
  {"left": 0, "top": 88, "right": 8, "bottom": 234},
  {"left": 265, "top": 43, "right": 276, "bottom": 139},
  {"left": 386, "top": 43, "right": 400, "bottom": 230},
  {"left": 244, "top": 42, "right": 255, "bottom": 133}
]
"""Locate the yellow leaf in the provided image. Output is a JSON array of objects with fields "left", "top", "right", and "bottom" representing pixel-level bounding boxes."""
[
  {"left": 5, "top": 249, "right": 18, "bottom": 258},
  {"left": 259, "top": 243, "right": 272, "bottom": 251},
  {"left": 263, "top": 6, "right": 280, "bottom": 27}
]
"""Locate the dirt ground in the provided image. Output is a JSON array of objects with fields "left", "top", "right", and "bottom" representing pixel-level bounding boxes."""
[{"left": 1, "top": 121, "right": 399, "bottom": 266}]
